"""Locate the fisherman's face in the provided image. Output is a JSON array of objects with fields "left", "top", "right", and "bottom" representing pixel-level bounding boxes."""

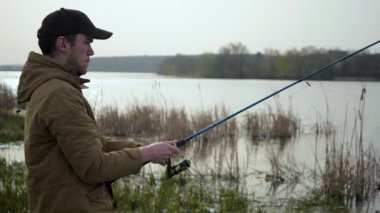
[{"left": 66, "top": 34, "right": 94, "bottom": 76}]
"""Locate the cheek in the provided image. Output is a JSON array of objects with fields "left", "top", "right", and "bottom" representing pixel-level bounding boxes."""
[{"left": 76, "top": 48, "right": 89, "bottom": 61}]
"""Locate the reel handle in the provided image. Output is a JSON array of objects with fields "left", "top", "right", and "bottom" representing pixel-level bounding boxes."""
[{"left": 166, "top": 158, "right": 191, "bottom": 178}]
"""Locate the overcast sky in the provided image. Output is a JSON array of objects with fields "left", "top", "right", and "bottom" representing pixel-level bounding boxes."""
[{"left": 1, "top": 0, "right": 380, "bottom": 64}]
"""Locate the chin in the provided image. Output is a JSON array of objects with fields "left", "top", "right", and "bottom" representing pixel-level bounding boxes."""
[{"left": 77, "top": 69, "right": 88, "bottom": 76}]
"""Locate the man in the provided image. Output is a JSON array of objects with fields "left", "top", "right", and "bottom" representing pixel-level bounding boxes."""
[{"left": 17, "top": 8, "right": 180, "bottom": 212}]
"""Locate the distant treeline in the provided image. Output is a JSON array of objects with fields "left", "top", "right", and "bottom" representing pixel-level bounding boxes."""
[
  {"left": 0, "top": 56, "right": 167, "bottom": 73},
  {"left": 158, "top": 43, "right": 380, "bottom": 80},
  {"left": 0, "top": 65, "right": 22, "bottom": 71},
  {"left": 1, "top": 44, "right": 379, "bottom": 80},
  {"left": 88, "top": 56, "right": 166, "bottom": 72}
]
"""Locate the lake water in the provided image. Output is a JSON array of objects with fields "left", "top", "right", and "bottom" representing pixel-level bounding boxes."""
[{"left": 1, "top": 71, "right": 380, "bottom": 208}]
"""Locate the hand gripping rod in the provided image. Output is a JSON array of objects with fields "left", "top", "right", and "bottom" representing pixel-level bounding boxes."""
[{"left": 175, "top": 40, "right": 380, "bottom": 148}]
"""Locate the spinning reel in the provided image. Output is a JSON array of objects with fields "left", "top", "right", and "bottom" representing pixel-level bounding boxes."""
[{"left": 166, "top": 158, "right": 191, "bottom": 178}]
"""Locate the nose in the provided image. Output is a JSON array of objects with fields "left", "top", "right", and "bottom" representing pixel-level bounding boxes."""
[{"left": 88, "top": 45, "right": 94, "bottom": 56}]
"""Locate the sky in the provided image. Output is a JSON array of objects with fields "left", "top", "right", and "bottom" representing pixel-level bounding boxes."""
[{"left": 1, "top": 0, "right": 380, "bottom": 65}]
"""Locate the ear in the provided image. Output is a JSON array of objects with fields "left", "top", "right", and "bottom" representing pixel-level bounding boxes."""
[{"left": 55, "top": 36, "right": 70, "bottom": 54}]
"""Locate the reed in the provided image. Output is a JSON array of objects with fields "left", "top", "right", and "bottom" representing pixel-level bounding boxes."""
[
  {"left": 162, "top": 107, "right": 191, "bottom": 140},
  {"left": 0, "top": 83, "right": 16, "bottom": 111},
  {"left": 266, "top": 146, "right": 283, "bottom": 181},
  {"left": 265, "top": 146, "right": 304, "bottom": 189},
  {"left": 245, "top": 103, "right": 300, "bottom": 141},
  {"left": 321, "top": 87, "right": 380, "bottom": 208},
  {"left": 96, "top": 103, "right": 238, "bottom": 143},
  {"left": 313, "top": 115, "right": 336, "bottom": 137},
  {"left": 96, "top": 104, "right": 165, "bottom": 139}
]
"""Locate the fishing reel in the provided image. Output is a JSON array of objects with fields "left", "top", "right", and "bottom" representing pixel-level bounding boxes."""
[{"left": 166, "top": 158, "right": 191, "bottom": 178}]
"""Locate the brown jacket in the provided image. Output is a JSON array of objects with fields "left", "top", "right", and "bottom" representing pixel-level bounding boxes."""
[{"left": 18, "top": 52, "right": 144, "bottom": 212}]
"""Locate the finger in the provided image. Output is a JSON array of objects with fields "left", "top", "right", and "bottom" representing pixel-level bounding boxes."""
[
  {"left": 170, "top": 146, "right": 180, "bottom": 154},
  {"left": 164, "top": 140, "right": 176, "bottom": 146},
  {"left": 162, "top": 143, "right": 180, "bottom": 154},
  {"left": 171, "top": 140, "right": 178, "bottom": 146}
]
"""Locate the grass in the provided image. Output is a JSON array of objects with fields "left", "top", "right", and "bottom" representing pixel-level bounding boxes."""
[
  {"left": 288, "top": 189, "right": 347, "bottom": 212},
  {"left": 0, "top": 83, "right": 24, "bottom": 143},
  {"left": 113, "top": 177, "right": 221, "bottom": 212},
  {"left": 0, "top": 159, "right": 28, "bottom": 212},
  {"left": 0, "top": 110, "right": 24, "bottom": 143},
  {"left": 0, "top": 160, "right": 250, "bottom": 212}
]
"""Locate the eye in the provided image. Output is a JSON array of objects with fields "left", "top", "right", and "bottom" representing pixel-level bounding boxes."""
[{"left": 85, "top": 37, "right": 93, "bottom": 44}]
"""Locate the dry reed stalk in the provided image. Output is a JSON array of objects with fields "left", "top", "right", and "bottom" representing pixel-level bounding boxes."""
[
  {"left": 162, "top": 107, "right": 191, "bottom": 140},
  {"left": 0, "top": 83, "right": 16, "bottom": 111},
  {"left": 245, "top": 105, "right": 300, "bottom": 141},
  {"left": 96, "top": 104, "right": 165, "bottom": 138},
  {"left": 96, "top": 106, "right": 125, "bottom": 136},
  {"left": 266, "top": 146, "right": 283, "bottom": 179},
  {"left": 96, "top": 103, "right": 238, "bottom": 144},
  {"left": 314, "top": 113, "right": 336, "bottom": 137},
  {"left": 320, "top": 87, "right": 380, "bottom": 207},
  {"left": 125, "top": 104, "right": 164, "bottom": 137}
]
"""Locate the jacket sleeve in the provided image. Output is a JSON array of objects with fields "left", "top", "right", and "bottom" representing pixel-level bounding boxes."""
[
  {"left": 42, "top": 86, "right": 144, "bottom": 183},
  {"left": 100, "top": 136, "right": 142, "bottom": 152}
]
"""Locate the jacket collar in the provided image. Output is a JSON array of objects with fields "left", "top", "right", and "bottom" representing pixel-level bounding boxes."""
[{"left": 17, "top": 52, "right": 90, "bottom": 111}]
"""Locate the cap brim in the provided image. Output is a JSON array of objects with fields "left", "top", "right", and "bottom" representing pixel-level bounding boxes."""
[{"left": 88, "top": 28, "right": 113, "bottom": 40}]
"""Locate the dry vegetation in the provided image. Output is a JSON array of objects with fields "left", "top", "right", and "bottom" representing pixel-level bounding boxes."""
[
  {"left": 1, "top": 80, "right": 379, "bottom": 211},
  {"left": 244, "top": 102, "right": 300, "bottom": 141}
]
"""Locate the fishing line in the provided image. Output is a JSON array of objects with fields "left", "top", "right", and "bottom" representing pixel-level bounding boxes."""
[
  {"left": 166, "top": 40, "right": 380, "bottom": 178},
  {"left": 174, "top": 40, "right": 380, "bottom": 148}
]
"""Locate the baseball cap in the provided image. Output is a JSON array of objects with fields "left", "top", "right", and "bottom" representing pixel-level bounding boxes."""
[{"left": 37, "top": 8, "right": 112, "bottom": 40}]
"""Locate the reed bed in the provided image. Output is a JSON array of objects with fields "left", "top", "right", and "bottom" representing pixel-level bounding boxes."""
[
  {"left": 96, "top": 101, "right": 298, "bottom": 144},
  {"left": 96, "top": 103, "right": 238, "bottom": 143},
  {"left": 244, "top": 103, "right": 300, "bottom": 141},
  {"left": 321, "top": 87, "right": 380, "bottom": 208},
  {"left": 263, "top": 87, "right": 380, "bottom": 211},
  {"left": 97, "top": 104, "right": 167, "bottom": 138},
  {"left": 322, "top": 137, "right": 380, "bottom": 208},
  {"left": 0, "top": 83, "right": 24, "bottom": 143},
  {"left": 0, "top": 83, "right": 15, "bottom": 111}
]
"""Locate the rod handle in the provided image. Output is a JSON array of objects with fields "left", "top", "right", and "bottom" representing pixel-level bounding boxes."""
[{"left": 175, "top": 136, "right": 193, "bottom": 148}]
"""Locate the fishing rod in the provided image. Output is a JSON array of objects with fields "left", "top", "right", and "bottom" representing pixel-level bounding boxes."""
[{"left": 166, "top": 40, "right": 380, "bottom": 178}]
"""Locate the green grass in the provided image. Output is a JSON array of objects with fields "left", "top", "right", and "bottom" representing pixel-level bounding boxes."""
[
  {"left": 0, "top": 159, "right": 28, "bottom": 212},
  {"left": 0, "top": 110, "right": 24, "bottom": 143},
  {"left": 0, "top": 159, "right": 246, "bottom": 212},
  {"left": 113, "top": 175, "right": 249, "bottom": 212},
  {"left": 288, "top": 189, "right": 347, "bottom": 212},
  {"left": 0, "top": 159, "right": 373, "bottom": 212}
]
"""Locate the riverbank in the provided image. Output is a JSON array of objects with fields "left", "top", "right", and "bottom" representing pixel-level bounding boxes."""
[{"left": 1, "top": 158, "right": 347, "bottom": 212}]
